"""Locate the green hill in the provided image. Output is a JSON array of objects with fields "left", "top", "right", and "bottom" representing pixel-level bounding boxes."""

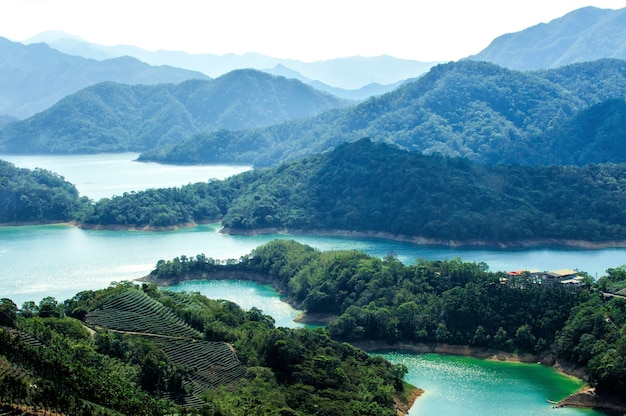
[
  {"left": 139, "top": 59, "right": 626, "bottom": 167},
  {"left": 82, "top": 139, "right": 626, "bottom": 245},
  {"left": 0, "top": 159, "right": 85, "bottom": 224},
  {"left": 0, "top": 69, "right": 350, "bottom": 153},
  {"left": 0, "top": 284, "right": 412, "bottom": 415}
]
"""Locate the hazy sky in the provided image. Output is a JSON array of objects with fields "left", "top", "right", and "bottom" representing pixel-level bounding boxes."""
[{"left": 2, "top": 0, "right": 626, "bottom": 62}]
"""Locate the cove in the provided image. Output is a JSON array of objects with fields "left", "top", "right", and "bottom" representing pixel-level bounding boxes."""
[{"left": 165, "top": 278, "right": 604, "bottom": 416}]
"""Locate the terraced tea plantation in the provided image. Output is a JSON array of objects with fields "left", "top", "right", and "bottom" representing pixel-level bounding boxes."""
[
  {"left": 86, "top": 289, "right": 203, "bottom": 339},
  {"left": 154, "top": 338, "right": 246, "bottom": 407},
  {"left": 85, "top": 288, "right": 247, "bottom": 406}
]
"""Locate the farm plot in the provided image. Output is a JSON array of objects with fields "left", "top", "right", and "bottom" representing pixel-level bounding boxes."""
[
  {"left": 153, "top": 338, "right": 247, "bottom": 405},
  {"left": 85, "top": 289, "right": 202, "bottom": 339}
]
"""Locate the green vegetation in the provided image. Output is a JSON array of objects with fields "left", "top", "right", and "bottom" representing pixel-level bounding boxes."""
[
  {"left": 0, "top": 69, "right": 349, "bottom": 153},
  {"left": 140, "top": 59, "right": 626, "bottom": 167},
  {"left": 0, "top": 159, "right": 86, "bottom": 224},
  {"left": 82, "top": 139, "right": 626, "bottom": 244},
  {"left": 149, "top": 239, "right": 626, "bottom": 399},
  {"left": 1, "top": 283, "right": 411, "bottom": 415}
]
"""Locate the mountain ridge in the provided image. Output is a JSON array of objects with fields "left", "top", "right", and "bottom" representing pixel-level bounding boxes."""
[
  {"left": 23, "top": 30, "right": 438, "bottom": 90},
  {"left": 469, "top": 6, "right": 626, "bottom": 69},
  {"left": 0, "top": 36, "right": 209, "bottom": 119},
  {"left": 138, "top": 59, "right": 626, "bottom": 167},
  {"left": 0, "top": 68, "right": 351, "bottom": 153}
]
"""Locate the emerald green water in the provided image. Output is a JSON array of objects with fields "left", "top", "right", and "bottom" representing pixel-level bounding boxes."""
[{"left": 377, "top": 352, "right": 601, "bottom": 416}]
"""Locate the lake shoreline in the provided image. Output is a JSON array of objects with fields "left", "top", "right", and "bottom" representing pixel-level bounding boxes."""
[
  {"left": 222, "top": 226, "right": 626, "bottom": 249},
  {"left": 6, "top": 219, "right": 626, "bottom": 249},
  {"left": 350, "top": 340, "right": 626, "bottom": 413}
]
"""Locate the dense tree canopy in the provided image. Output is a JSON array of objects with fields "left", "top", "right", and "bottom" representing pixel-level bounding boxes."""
[
  {"left": 80, "top": 139, "right": 626, "bottom": 244},
  {"left": 1, "top": 282, "right": 411, "bottom": 415},
  {"left": 0, "top": 160, "right": 86, "bottom": 223},
  {"left": 140, "top": 59, "right": 626, "bottom": 167},
  {"left": 0, "top": 69, "right": 349, "bottom": 154}
]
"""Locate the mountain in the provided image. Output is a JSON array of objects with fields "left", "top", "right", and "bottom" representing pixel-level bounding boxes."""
[
  {"left": 469, "top": 6, "right": 626, "bottom": 70},
  {"left": 263, "top": 63, "right": 403, "bottom": 100},
  {"left": 0, "top": 36, "right": 208, "bottom": 119},
  {"left": 138, "top": 59, "right": 626, "bottom": 167},
  {"left": 0, "top": 69, "right": 351, "bottom": 153},
  {"left": 25, "top": 31, "right": 438, "bottom": 90}
]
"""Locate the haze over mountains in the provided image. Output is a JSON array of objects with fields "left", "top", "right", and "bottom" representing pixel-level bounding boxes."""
[
  {"left": 134, "top": 59, "right": 626, "bottom": 167},
  {"left": 0, "top": 6, "right": 625, "bottom": 165},
  {"left": 25, "top": 30, "right": 437, "bottom": 93},
  {"left": 469, "top": 6, "right": 626, "bottom": 69},
  {"left": 0, "top": 36, "right": 208, "bottom": 119}
]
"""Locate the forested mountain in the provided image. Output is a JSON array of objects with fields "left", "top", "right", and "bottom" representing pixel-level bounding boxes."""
[
  {"left": 0, "top": 160, "right": 85, "bottom": 224},
  {"left": 140, "top": 59, "right": 626, "bottom": 167},
  {"left": 0, "top": 284, "right": 411, "bottom": 415},
  {"left": 0, "top": 36, "right": 208, "bottom": 119},
  {"left": 0, "top": 69, "right": 350, "bottom": 154},
  {"left": 28, "top": 30, "right": 437, "bottom": 90},
  {"left": 470, "top": 6, "right": 626, "bottom": 70},
  {"left": 82, "top": 139, "right": 626, "bottom": 245}
]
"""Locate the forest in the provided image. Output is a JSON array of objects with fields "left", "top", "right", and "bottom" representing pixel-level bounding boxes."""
[
  {"left": 0, "top": 282, "right": 412, "bottom": 415},
  {"left": 147, "top": 240, "right": 626, "bottom": 400},
  {"left": 0, "top": 159, "right": 86, "bottom": 224},
  {"left": 0, "top": 69, "right": 349, "bottom": 154},
  {"left": 6, "top": 137, "right": 626, "bottom": 245},
  {"left": 138, "top": 59, "right": 626, "bottom": 167},
  {"left": 79, "top": 139, "right": 626, "bottom": 244}
]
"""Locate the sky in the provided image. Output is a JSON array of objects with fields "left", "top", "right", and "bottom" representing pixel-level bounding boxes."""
[{"left": 1, "top": 0, "right": 626, "bottom": 62}]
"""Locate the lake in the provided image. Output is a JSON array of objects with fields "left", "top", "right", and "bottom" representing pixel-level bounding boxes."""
[
  {"left": 0, "top": 153, "right": 251, "bottom": 200},
  {"left": 0, "top": 153, "right": 618, "bottom": 415}
]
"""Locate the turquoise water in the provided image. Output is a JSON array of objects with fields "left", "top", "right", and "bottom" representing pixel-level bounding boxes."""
[
  {"left": 0, "top": 153, "right": 251, "bottom": 200},
  {"left": 2, "top": 223, "right": 626, "bottom": 306},
  {"left": 168, "top": 279, "right": 308, "bottom": 329},
  {"left": 378, "top": 352, "right": 599, "bottom": 416}
]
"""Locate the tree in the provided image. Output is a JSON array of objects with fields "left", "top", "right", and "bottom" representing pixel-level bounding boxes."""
[{"left": 0, "top": 298, "right": 18, "bottom": 327}]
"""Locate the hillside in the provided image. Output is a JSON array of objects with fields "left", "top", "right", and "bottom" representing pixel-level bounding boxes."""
[
  {"left": 0, "top": 69, "right": 350, "bottom": 153},
  {"left": 0, "top": 160, "right": 84, "bottom": 224},
  {"left": 139, "top": 59, "right": 626, "bottom": 167},
  {"left": 0, "top": 36, "right": 208, "bottom": 119},
  {"left": 0, "top": 284, "right": 412, "bottom": 415},
  {"left": 469, "top": 6, "right": 626, "bottom": 70},
  {"left": 82, "top": 139, "right": 626, "bottom": 245}
]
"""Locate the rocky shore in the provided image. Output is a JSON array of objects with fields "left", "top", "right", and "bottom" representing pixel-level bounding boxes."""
[{"left": 556, "top": 387, "right": 626, "bottom": 413}]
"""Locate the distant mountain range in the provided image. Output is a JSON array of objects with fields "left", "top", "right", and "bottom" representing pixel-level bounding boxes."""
[
  {"left": 0, "top": 36, "right": 208, "bottom": 119},
  {"left": 0, "top": 69, "right": 351, "bottom": 153},
  {"left": 469, "top": 6, "right": 626, "bottom": 70},
  {"left": 135, "top": 59, "right": 626, "bottom": 167},
  {"left": 24, "top": 30, "right": 437, "bottom": 92}
]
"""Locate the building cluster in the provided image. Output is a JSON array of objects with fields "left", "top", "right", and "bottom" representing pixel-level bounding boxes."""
[{"left": 503, "top": 268, "right": 586, "bottom": 288}]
